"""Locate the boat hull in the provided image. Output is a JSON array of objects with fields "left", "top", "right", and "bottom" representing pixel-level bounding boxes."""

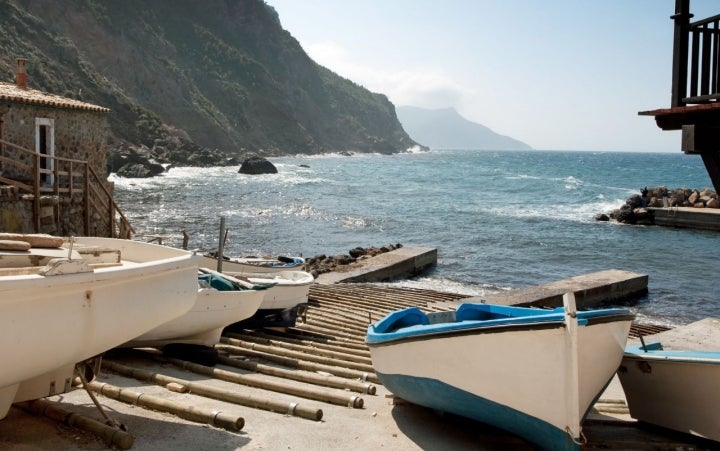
[
  {"left": 0, "top": 237, "right": 201, "bottom": 419},
  {"left": 617, "top": 343, "right": 720, "bottom": 442},
  {"left": 367, "top": 304, "right": 633, "bottom": 450},
  {"left": 122, "top": 287, "right": 264, "bottom": 348},
  {"left": 202, "top": 255, "right": 304, "bottom": 274},
  {"left": 225, "top": 270, "right": 312, "bottom": 329}
]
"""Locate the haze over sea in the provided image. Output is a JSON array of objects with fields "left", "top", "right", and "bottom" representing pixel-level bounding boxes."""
[{"left": 111, "top": 149, "right": 719, "bottom": 326}]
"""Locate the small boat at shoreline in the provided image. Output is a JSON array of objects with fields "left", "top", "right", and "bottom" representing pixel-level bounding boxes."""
[
  {"left": 203, "top": 253, "right": 304, "bottom": 274},
  {"left": 224, "top": 270, "right": 313, "bottom": 329},
  {"left": 0, "top": 236, "right": 201, "bottom": 419},
  {"left": 121, "top": 269, "right": 265, "bottom": 349},
  {"left": 617, "top": 342, "right": 720, "bottom": 443},
  {"left": 366, "top": 293, "right": 634, "bottom": 451}
]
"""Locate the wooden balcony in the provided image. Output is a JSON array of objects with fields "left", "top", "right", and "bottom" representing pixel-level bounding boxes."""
[{"left": 641, "top": 0, "right": 720, "bottom": 193}]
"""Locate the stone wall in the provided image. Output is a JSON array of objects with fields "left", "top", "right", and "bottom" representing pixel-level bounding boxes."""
[
  {"left": 0, "top": 103, "right": 108, "bottom": 181},
  {"left": 0, "top": 185, "right": 110, "bottom": 236},
  {"left": 0, "top": 102, "right": 114, "bottom": 236},
  {"left": 600, "top": 186, "right": 719, "bottom": 225}
]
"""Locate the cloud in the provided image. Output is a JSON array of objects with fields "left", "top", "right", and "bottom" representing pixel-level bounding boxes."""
[{"left": 303, "top": 40, "right": 472, "bottom": 109}]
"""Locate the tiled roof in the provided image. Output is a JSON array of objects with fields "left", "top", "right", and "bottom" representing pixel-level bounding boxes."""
[{"left": 0, "top": 82, "right": 109, "bottom": 112}]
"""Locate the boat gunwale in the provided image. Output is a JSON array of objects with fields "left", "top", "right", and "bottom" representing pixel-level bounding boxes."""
[
  {"left": 624, "top": 343, "right": 720, "bottom": 364},
  {"left": 366, "top": 302, "right": 634, "bottom": 346}
]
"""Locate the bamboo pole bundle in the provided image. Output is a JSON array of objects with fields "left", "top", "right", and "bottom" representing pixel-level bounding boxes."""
[
  {"left": 310, "top": 284, "right": 466, "bottom": 311},
  {"left": 221, "top": 337, "right": 374, "bottom": 373},
  {"left": 306, "top": 304, "right": 380, "bottom": 326},
  {"left": 216, "top": 344, "right": 380, "bottom": 385},
  {"left": 243, "top": 329, "right": 372, "bottom": 358},
  {"left": 292, "top": 322, "right": 367, "bottom": 345},
  {"left": 302, "top": 314, "right": 368, "bottom": 335},
  {"left": 101, "top": 360, "right": 323, "bottom": 421},
  {"left": 215, "top": 354, "right": 376, "bottom": 395},
  {"left": 277, "top": 327, "right": 370, "bottom": 351},
  {"left": 224, "top": 332, "right": 373, "bottom": 365},
  {"left": 15, "top": 399, "right": 135, "bottom": 450},
  {"left": 166, "top": 357, "right": 364, "bottom": 408},
  {"left": 304, "top": 308, "right": 374, "bottom": 330}
]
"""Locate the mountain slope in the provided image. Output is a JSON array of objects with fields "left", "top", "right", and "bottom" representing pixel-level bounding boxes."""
[
  {"left": 396, "top": 106, "right": 531, "bottom": 150},
  {"left": 0, "top": 0, "right": 417, "bottom": 157}
]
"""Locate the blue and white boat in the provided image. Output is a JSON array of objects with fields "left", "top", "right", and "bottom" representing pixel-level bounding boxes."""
[
  {"left": 202, "top": 254, "right": 304, "bottom": 274},
  {"left": 617, "top": 342, "right": 720, "bottom": 443},
  {"left": 366, "top": 293, "right": 634, "bottom": 451}
]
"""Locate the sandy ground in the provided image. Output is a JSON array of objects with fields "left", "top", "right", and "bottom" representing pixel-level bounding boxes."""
[{"left": 1, "top": 318, "right": 718, "bottom": 451}]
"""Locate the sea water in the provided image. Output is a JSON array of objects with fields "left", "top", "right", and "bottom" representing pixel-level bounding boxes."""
[{"left": 111, "top": 149, "right": 720, "bottom": 326}]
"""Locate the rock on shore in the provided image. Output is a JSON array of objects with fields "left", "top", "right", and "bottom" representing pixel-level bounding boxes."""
[{"left": 598, "top": 186, "right": 719, "bottom": 225}]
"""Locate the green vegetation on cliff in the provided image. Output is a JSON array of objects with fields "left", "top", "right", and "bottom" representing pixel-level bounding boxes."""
[{"left": 0, "top": 0, "right": 417, "bottom": 157}]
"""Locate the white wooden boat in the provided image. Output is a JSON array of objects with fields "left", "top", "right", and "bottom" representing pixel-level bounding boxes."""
[
  {"left": 203, "top": 254, "right": 304, "bottom": 274},
  {"left": 224, "top": 270, "right": 313, "bottom": 329},
  {"left": 366, "top": 293, "right": 634, "bottom": 450},
  {"left": 617, "top": 342, "right": 720, "bottom": 442},
  {"left": 121, "top": 270, "right": 264, "bottom": 348},
  {"left": 0, "top": 236, "right": 201, "bottom": 419}
]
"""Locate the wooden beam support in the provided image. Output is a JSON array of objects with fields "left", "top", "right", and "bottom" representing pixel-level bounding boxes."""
[{"left": 681, "top": 124, "right": 720, "bottom": 192}]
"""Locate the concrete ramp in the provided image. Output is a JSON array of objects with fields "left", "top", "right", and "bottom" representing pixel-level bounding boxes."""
[
  {"left": 463, "top": 269, "right": 648, "bottom": 308},
  {"left": 315, "top": 247, "right": 437, "bottom": 284}
]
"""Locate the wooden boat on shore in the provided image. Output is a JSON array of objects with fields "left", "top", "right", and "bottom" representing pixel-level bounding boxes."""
[
  {"left": 0, "top": 236, "right": 201, "bottom": 419},
  {"left": 366, "top": 293, "right": 634, "bottom": 450},
  {"left": 122, "top": 269, "right": 264, "bottom": 348},
  {"left": 617, "top": 342, "right": 720, "bottom": 442},
  {"left": 224, "top": 270, "right": 313, "bottom": 329},
  {"left": 203, "top": 253, "right": 304, "bottom": 274}
]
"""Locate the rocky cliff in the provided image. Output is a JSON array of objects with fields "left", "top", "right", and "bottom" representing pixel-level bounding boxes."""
[{"left": 0, "top": 0, "right": 417, "bottom": 164}]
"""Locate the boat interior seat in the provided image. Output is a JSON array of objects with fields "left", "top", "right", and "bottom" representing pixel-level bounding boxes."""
[{"left": 372, "top": 307, "right": 429, "bottom": 333}]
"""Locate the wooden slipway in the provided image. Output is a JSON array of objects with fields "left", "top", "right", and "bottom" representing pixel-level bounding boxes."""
[{"left": 4, "top": 284, "right": 710, "bottom": 449}]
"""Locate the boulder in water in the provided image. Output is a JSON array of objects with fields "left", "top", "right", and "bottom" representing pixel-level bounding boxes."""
[{"left": 239, "top": 156, "right": 278, "bottom": 175}]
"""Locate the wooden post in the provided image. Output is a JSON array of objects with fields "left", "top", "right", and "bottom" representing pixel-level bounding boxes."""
[
  {"left": 671, "top": 0, "right": 692, "bottom": 107},
  {"left": 83, "top": 163, "right": 90, "bottom": 235},
  {"left": 216, "top": 216, "right": 226, "bottom": 272},
  {"left": 33, "top": 151, "right": 40, "bottom": 232}
]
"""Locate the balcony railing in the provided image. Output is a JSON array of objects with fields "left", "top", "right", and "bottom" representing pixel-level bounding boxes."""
[
  {"left": 672, "top": 0, "right": 720, "bottom": 106},
  {"left": 0, "top": 138, "right": 134, "bottom": 237}
]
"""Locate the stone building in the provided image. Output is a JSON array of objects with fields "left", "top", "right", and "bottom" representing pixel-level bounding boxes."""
[{"left": 0, "top": 58, "right": 130, "bottom": 237}]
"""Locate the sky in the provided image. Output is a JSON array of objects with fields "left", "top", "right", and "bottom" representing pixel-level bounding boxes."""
[{"left": 266, "top": 0, "right": 720, "bottom": 152}]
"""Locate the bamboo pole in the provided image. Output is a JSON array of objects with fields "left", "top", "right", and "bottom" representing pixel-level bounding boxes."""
[
  {"left": 277, "top": 327, "right": 371, "bottom": 351},
  {"left": 292, "top": 323, "right": 367, "bottom": 345},
  {"left": 240, "top": 329, "right": 370, "bottom": 358},
  {"left": 221, "top": 337, "right": 374, "bottom": 373},
  {"left": 15, "top": 399, "right": 135, "bottom": 450},
  {"left": 166, "top": 357, "right": 364, "bottom": 408},
  {"left": 102, "top": 360, "right": 323, "bottom": 421},
  {"left": 243, "top": 329, "right": 372, "bottom": 358},
  {"left": 224, "top": 332, "right": 373, "bottom": 365},
  {"left": 215, "top": 354, "right": 376, "bottom": 395},
  {"left": 88, "top": 381, "right": 244, "bottom": 432},
  {"left": 216, "top": 344, "right": 380, "bottom": 384},
  {"left": 292, "top": 321, "right": 367, "bottom": 342}
]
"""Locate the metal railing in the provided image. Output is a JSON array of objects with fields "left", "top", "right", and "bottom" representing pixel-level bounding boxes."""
[
  {"left": 0, "top": 138, "right": 133, "bottom": 237},
  {"left": 672, "top": 0, "right": 720, "bottom": 106}
]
